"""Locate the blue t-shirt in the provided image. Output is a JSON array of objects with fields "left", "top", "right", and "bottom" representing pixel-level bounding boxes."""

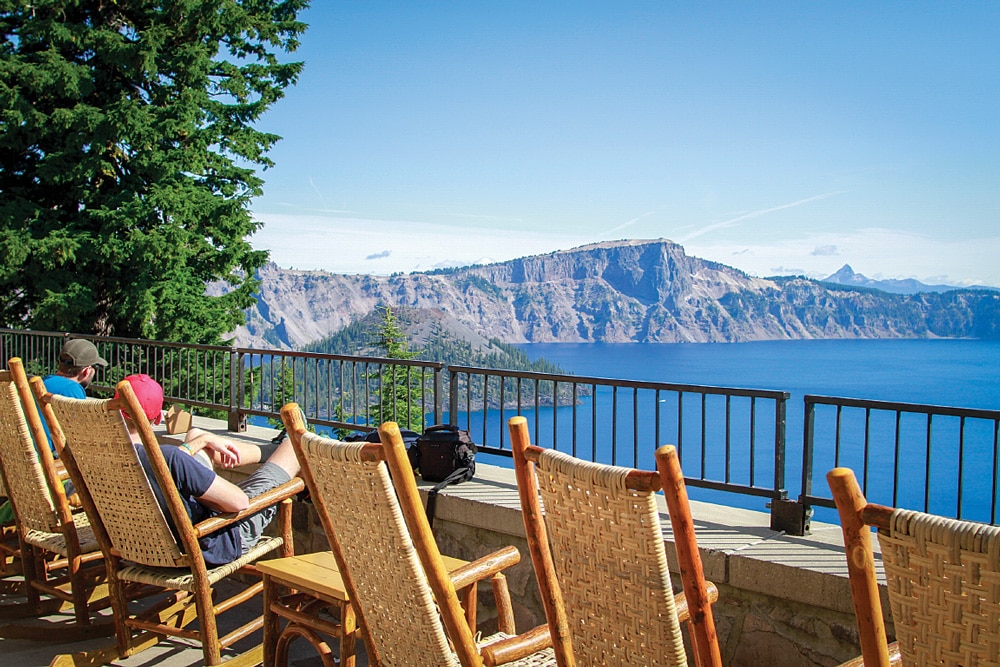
[
  {"left": 40, "top": 375, "right": 87, "bottom": 455},
  {"left": 136, "top": 445, "right": 242, "bottom": 567}
]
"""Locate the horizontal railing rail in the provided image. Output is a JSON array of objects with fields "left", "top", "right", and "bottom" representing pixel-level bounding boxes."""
[
  {"left": 801, "top": 394, "right": 1000, "bottom": 525},
  {"left": 4, "top": 327, "right": 997, "bottom": 535}
]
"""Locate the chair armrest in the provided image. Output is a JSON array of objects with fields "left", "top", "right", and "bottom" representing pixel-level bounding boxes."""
[
  {"left": 449, "top": 545, "right": 521, "bottom": 591},
  {"left": 836, "top": 641, "right": 902, "bottom": 667},
  {"left": 193, "top": 477, "right": 305, "bottom": 538},
  {"left": 480, "top": 623, "right": 552, "bottom": 666},
  {"left": 675, "top": 579, "right": 719, "bottom": 623}
]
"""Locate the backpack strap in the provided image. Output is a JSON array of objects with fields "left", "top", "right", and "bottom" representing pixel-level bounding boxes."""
[{"left": 424, "top": 465, "right": 474, "bottom": 528}]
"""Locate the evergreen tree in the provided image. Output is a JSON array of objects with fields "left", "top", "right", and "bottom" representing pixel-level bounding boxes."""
[
  {"left": 0, "top": 1, "right": 308, "bottom": 344},
  {"left": 368, "top": 305, "right": 426, "bottom": 431}
]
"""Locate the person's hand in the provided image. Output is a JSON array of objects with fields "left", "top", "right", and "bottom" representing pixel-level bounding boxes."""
[
  {"left": 203, "top": 436, "right": 241, "bottom": 468},
  {"left": 186, "top": 428, "right": 242, "bottom": 468}
]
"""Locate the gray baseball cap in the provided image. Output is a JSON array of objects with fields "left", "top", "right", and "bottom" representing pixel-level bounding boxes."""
[{"left": 60, "top": 339, "right": 109, "bottom": 367}]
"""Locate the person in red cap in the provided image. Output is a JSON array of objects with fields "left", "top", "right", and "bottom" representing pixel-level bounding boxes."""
[{"left": 117, "top": 374, "right": 301, "bottom": 567}]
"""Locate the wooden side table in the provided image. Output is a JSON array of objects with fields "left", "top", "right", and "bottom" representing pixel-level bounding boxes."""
[
  {"left": 259, "top": 551, "right": 359, "bottom": 667},
  {"left": 258, "top": 550, "right": 474, "bottom": 666}
]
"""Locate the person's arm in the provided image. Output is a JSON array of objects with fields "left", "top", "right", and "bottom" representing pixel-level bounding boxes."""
[
  {"left": 183, "top": 428, "right": 261, "bottom": 469},
  {"left": 194, "top": 475, "right": 250, "bottom": 513}
]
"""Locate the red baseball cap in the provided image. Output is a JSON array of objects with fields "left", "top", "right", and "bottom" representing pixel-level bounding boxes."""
[{"left": 115, "top": 374, "right": 164, "bottom": 425}]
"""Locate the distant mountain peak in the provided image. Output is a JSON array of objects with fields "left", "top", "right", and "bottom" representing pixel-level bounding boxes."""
[
  {"left": 823, "top": 265, "right": 962, "bottom": 295},
  {"left": 830, "top": 264, "right": 855, "bottom": 278}
]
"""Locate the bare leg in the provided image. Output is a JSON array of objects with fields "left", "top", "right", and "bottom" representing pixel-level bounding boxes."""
[{"left": 262, "top": 437, "right": 300, "bottom": 478}]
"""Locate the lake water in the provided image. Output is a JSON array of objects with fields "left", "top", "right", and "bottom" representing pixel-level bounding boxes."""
[
  {"left": 518, "top": 339, "right": 1000, "bottom": 411},
  {"left": 514, "top": 339, "right": 1000, "bottom": 524}
]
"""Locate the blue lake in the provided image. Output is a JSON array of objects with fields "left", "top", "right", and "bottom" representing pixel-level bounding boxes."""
[
  {"left": 512, "top": 339, "right": 1000, "bottom": 524},
  {"left": 518, "top": 339, "right": 1000, "bottom": 410}
]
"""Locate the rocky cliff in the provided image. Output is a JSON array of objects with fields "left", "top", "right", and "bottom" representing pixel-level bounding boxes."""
[{"left": 232, "top": 239, "right": 1000, "bottom": 349}]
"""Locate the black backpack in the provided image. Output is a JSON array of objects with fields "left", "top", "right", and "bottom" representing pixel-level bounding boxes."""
[
  {"left": 345, "top": 428, "right": 421, "bottom": 449},
  {"left": 412, "top": 424, "right": 476, "bottom": 526}
]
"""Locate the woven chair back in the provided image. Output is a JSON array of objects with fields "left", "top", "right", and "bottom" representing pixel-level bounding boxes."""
[
  {"left": 47, "top": 394, "right": 184, "bottom": 568},
  {"left": 878, "top": 508, "right": 1000, "bottom": 666},
  {"left": 0, "top": 372, "right": 59, "bottom": 533},
  {"left": 534, "top": 449, "right": 687, "bottom": 667},
  {"left": 298, "top": 431, "right": 460, "bottom": 666}
]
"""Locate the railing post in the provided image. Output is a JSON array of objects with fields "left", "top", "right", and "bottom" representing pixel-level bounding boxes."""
[
  {"left": 228, "top": 347, "right": 246, "bottom": 432},
  {"left": 773, "top": 394, "right": 788, "bottom": 495},
  {"left": 769, "top": 393, "right": 810, "bottom": 535},
  {"left": 772, "top": 397, "right": 819, "bottom": 536},
  {"left": 433, "top": 366, "right": 443, "bottom": 425},
  {"left": 448, "top": 367, "right": 459, "bottom": 426}
]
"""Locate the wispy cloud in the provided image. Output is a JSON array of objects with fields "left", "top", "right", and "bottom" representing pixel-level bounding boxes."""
[
  {"left": 678, "top": 191, "right": 848, "bottom": 243},
  {"left": 308, "top": 176, "right": 330, "bottom": 211},
  {"left": 603, "top": 211, "right": 656, "bottom": 236},
  {"left": 251, "top": 213, "right": 580, "bottom": 275},
  {"left": 810, "top": 245, "right": 839, "bottom": 256}
]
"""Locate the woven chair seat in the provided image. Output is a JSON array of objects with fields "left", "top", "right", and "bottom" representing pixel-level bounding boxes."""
[
  {"left": 535, "top": 449, "right": 687, "bottom": 666},
  {"left": 281, "top": 411, "right": 559, "bottom": 667},
  {"left": 23, "top": 511, "right": 99, "bottom": 557},
  {"left": 1, "top": 358, "right": 112, "bottom": 628},
  {"left": 118, "top": 535, "right": 284, "bottom": 592}
]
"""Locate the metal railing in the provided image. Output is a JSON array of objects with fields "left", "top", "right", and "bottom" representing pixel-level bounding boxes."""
[
  {"left": 0, "top": 329, "right": 445, "bottom": 434},
  {"left": 3, "top": 328, "right": 997, "bottom": 535},
  {"left": 448, "top": 365, "right": 790, "bottom": 513},
  {"left": 234, "top": 348, "right": 444, "bottom": 433},
  {"left": 801, "top": 395, "right": 1000, "bottom": 526}
]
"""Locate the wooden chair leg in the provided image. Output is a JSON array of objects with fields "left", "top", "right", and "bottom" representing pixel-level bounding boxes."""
[
  {"left": 263, "top": 575, "right": 279, "bottom": 667},
  {"left": 491, "top": 572, "right": 516, "bottom": 635},
  {"left": 340, "top": 601, "right": 357, "bottom": 667},
  {"left": 194, "top": 584, "right": 222, "bottom": 665}
]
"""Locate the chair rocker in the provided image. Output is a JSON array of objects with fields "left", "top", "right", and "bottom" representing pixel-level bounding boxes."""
[
  {"left": 33, "top": 377, "right": 304, "bottom": 666},
  {"left": 509, "top": 415, "right": 723, "bottom": 667}
]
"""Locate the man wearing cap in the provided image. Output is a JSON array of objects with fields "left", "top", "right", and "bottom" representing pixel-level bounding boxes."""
[
  {"left": 37, "top": 339, "right": 109, "bottom": 454},
  {"left": 0, "top": 339, "right": 108, "bottom": 523},
  {"left": 43, "top": 339, "right": 108, "bottom": 398},
  {"left": 118, "top": 374, "right": 301, "bottom": 567}
]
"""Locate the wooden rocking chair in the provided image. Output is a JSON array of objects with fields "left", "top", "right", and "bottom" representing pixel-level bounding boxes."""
[
  {"left": 509, "top": 415, "right": 722, "bottom": 667},
  {"left": 828, "top": 466, "right": 1000, "bottom": 667},
  {"left": 0, "top": 357, "right": 109, "bottom": 639},
  {"left": 278, "top": 404, "right": 558, "bottom": 666},
  {"left": 33, "top": 378, "right": 304, "bottom": 666}
]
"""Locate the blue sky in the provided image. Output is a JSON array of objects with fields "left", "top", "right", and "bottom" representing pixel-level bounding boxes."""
[{"left": 249, "top": 2, "right": 999, "bottom": 286}]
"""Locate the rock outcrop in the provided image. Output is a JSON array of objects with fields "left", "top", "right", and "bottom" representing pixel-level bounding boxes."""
[{"left": 230, "top": 239, "right": 1000, "bottom": 349}]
